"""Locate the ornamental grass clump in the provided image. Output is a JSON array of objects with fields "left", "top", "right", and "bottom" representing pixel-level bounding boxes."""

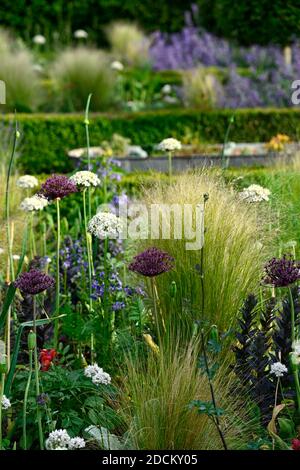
[
  {"left": 124, "top": 340, "right": 255, "bottom": 450},
  {"left": 137, "top": 170, "right": 270, "bottom": 333}
]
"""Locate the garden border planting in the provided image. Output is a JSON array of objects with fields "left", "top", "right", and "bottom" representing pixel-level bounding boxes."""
[{"left": 3, "top": 108, "right": 300, "bottom": 173}]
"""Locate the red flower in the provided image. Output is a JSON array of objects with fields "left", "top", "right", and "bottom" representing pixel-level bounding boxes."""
[
  {"left": 292, "top": 439, "right": 300, "bottom": 450},
  {"left": 39, "top": 349, "right": 57, "bottom": 372}
]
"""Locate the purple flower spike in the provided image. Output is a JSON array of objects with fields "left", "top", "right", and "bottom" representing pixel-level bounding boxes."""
[
  {"left": 15, "top": 269, "right": 55, "bottom": 295},
  {"left": 40, "top": 174, "right": 77, "bottom": 200},
  {"left": 129, "top": 247, "right": 174, "bottom": 277},
  {"left": 263, "top": 255, "right": 300, "bottom": 288}
]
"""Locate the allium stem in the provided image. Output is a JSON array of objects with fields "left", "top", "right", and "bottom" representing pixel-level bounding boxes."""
[
  {"left": 83, "top": 189, "right": 93, "bottom": 303},
  {"left": 23, "top": 349, "right": 33, "bottom": 450},
  {"left": 84, "top": 94, "right": 92, "bottom": 220},
  {"left": 33, "top": 297, "right": 44, "bottom": 449},
  {"left": 288, "top": 287, "right": 300, "bottom": 412},
  {"left": 54, "top": 198, "right": 61, "bottom": 349},
  {"left": 168, "top": 151, "right": 173, "bottom": 181},
  {"left": 0, "top": 372, "right": 4, "bottom": 450},
  {"left": 200, "top": 329, "right": 228, "bottom": 450}
]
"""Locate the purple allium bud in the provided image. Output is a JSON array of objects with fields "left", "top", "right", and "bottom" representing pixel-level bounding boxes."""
[
  {"left": 15, "top": 269, "right": 55, "bottom": 295},
  {"left": 40, "top": 174, "right": 77, "bottom": 200},
  {"left": 263, "top": 255, "right": 300, "bottom": 287},
  {"left": 128, "top": 247, "right": 174, "bottom": 277}
]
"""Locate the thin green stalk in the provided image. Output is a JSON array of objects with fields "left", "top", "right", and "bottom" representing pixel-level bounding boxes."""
[
  {"left": 33, "top": 297, "right": 44, "bottom": 449},
  {"left": 84, "top": 94, "right": 92, "bottom": 220},
  {"left": 83, "top": 189, "right": 93, "bottom": 304},
  {"left": 288, "top": 287, "right": 300, "bottom": 412},
  {"left": 5, "top": 120, "right": 19, "bottom": 282},
  {"left": 200, "top": 329, "right": 228, "bottom": 450},
  {"left": 221, "top": 115, "right": 234, "bottom": 170},
  {"left": 168, "top": 151, "right": 173, "bottom": 182},
  {"left": 0, "top": 372, "right": 4, "bottom": 450},
  {"left": 54, "top": 198, "right": 61, "bottom": 349},
  {"left": 23, "top": 349, "right": 33, "bottom": 450}
]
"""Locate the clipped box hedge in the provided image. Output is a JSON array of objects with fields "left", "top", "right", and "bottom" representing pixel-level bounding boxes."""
[{"left": 2, "top": 108, "right": 300, "bottom": 174}]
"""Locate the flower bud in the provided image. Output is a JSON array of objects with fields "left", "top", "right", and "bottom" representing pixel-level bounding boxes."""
[
  {"left": 170, "top": 281, "right": 177, "bottom": 298},
  {"left": 28, "top": 330, "right": 36, "bottom": 351}
]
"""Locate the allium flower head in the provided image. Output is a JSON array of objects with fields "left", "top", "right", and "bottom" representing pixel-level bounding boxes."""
[
  {"left": 263, "top": 255, "right": 300, "bottom": 287},
  {"left": 68, "top": 437, "right": 86, "bottom": 449},
  {"left": 158, "top": 138, "right": 182, "bottom": 152},
  {"left": 70, "top": 171, "right": 100, "bottom": 188},
  {"left": 111, "top": 60, "right": 124, "bottom": 71},
  {"left": 40, "top": 175, "right": 77, "bottom": 200},
  {"left": 17, "top": 175, "right": 39, "bottom": 189},
  {"left": 239, "top": 184, "right": 271, "bottom": 203},
  {"left": 292, "top": 438, "right": 300, "bottom": 451},
  {"left": 15, "top": 269, "right": 55, "bottom": 295},
  {"left": 45, "top": 429, "right": 71, "bottom": 450},
  {"left": 270, "top": 362, "right": 288, "bottom": 378},
  {"left": 32, "top": 34, "right": 46, "bottom": 45},
  {"left": 74, "top": 29, "right": 88, "bottom": 39},
  {"left": 129, "top": 247, "right": 174, "bottom": 277},
  {"left": 20, "top": 194, "right": 48, "bottom": 212},
  {"left": 1, "top": 395, "right": 11, "bottom": 410},
  {"left": 88, "top": 212, "right": 122, "bottom": 239},
  {"left": 84, "top": 363, "right": 111, "bottom": 386}
]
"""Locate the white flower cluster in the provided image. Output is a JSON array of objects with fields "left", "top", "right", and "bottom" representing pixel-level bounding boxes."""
[
  {"left": 270, "top": 361, "right": 288, "bottom": 378},
  {"left": 17, "top": 175, "right": 39, "bottom": 189},
  {"left": 158, "top": 138, "right": 182, "bottom": 152},
  {"left": 1, "top": 395, "right": 11, "bottom": 410},
  {"left": 239, "top": 184, "right": 271, "bottom": 203},
  {"left": 111, "top": 60, "right": 124, "bottom": 71},
  {"left": 74, "top": 29, "right": 88, "bottom": 39},
  {"left": 33, "top": 34, "right": 46, "bottom": 45},
  {"left": 84, "top": 363, "right": 111, "bottom": 386},
  {"left": 20, "top": 195, "right": 48, "bottom": 212},
  {"left": 45, "top": 429, "right": 85, "bottom": 450},
  {"left": 70, "top": 171, "right": 101, "bottom": 188},
  {"left": 88, "top": 212, "right": 123, "bottom": 239}
]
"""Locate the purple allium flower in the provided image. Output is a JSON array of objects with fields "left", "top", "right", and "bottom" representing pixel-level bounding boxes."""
[
  {"left": 36, "top": 393, "right": 50, "bottom": 406},
  {"left": 128, "top": 247, "right": 174, "bottom": 277},
  {"left": 15, "top": 269, "right": 55, "bottom": 295},
  {"left": 263, "top": 255, "right": 300, "bottom": 287},
  {"left": 40, "top": 174, "right": 77, "bottom": 200}
]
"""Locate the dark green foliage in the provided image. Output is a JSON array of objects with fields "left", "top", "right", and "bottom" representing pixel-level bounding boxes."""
[
  {"left": 3, "top": 108, "right": 300, "bottom": 174},
  {"left": 198, "top": 0, "right": 300, "bottom": 46},
  {"left": 0, "top": 0, "right": 200, "bottom": 44}
]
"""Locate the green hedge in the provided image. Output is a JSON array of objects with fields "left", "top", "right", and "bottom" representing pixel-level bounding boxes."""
[{"left": 3, "top": 108, "right": 300, "bottom": 174}]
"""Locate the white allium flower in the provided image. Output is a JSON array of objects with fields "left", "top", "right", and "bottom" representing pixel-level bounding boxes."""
[
  {"left": 1, "top": 395, "right": 11, "bottom": 410},
  {"left": 17, "top": 175, "right": 39, "bottom": 189},
  {"left": 161, "top": 84, "right": 172, "bottom": 94},
  {"left": 270, "top": 362, "right": 288, "bottom": 378},
  {"left": 70, "top": 171, "right": 100, "bottom": 188},
  {"left": 88, "top": 212, "right": 123, "bottom": 239},
  {"left": 20, "top": 195, "right": 48, "bottom": 212},
  {"left": 74, "top": 29, "right": 88, "bottom": 39},
  {"left": 158, "top": 138, "right": 182, "bottom": 152},
  {"left": 84, "top": 363, "right": 111, "bottom": 386},
  {"left": 239, "top": 184, "right": 271, "bottom": 203},
  {"left": 32, "top": 34, "right": 46, "bottom": 45},
  {"left": 111, "top": 60, "right": 124, "bottom": 71},
  {"left": 68, "top": 437, "right": 86, "bottom": 449},
  {"left": 45, "top": 429, "right": 71, "bottom": 450}
]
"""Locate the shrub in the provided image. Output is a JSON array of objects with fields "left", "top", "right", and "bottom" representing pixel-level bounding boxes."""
[
  {"left": 106, "top": 22, "right": 150, "bottom": 67},
  {"left": 182, "top": 68, "right": 220, "bottom": 109},
  {"left": 50, "top": 47, "right": 116, "bottom": 112},
  {"left": 135, "top": 170, "right": 270, "bottom": 332},
  {"left": 0, "top": 49, "right": 42, "bottom": 112}
]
